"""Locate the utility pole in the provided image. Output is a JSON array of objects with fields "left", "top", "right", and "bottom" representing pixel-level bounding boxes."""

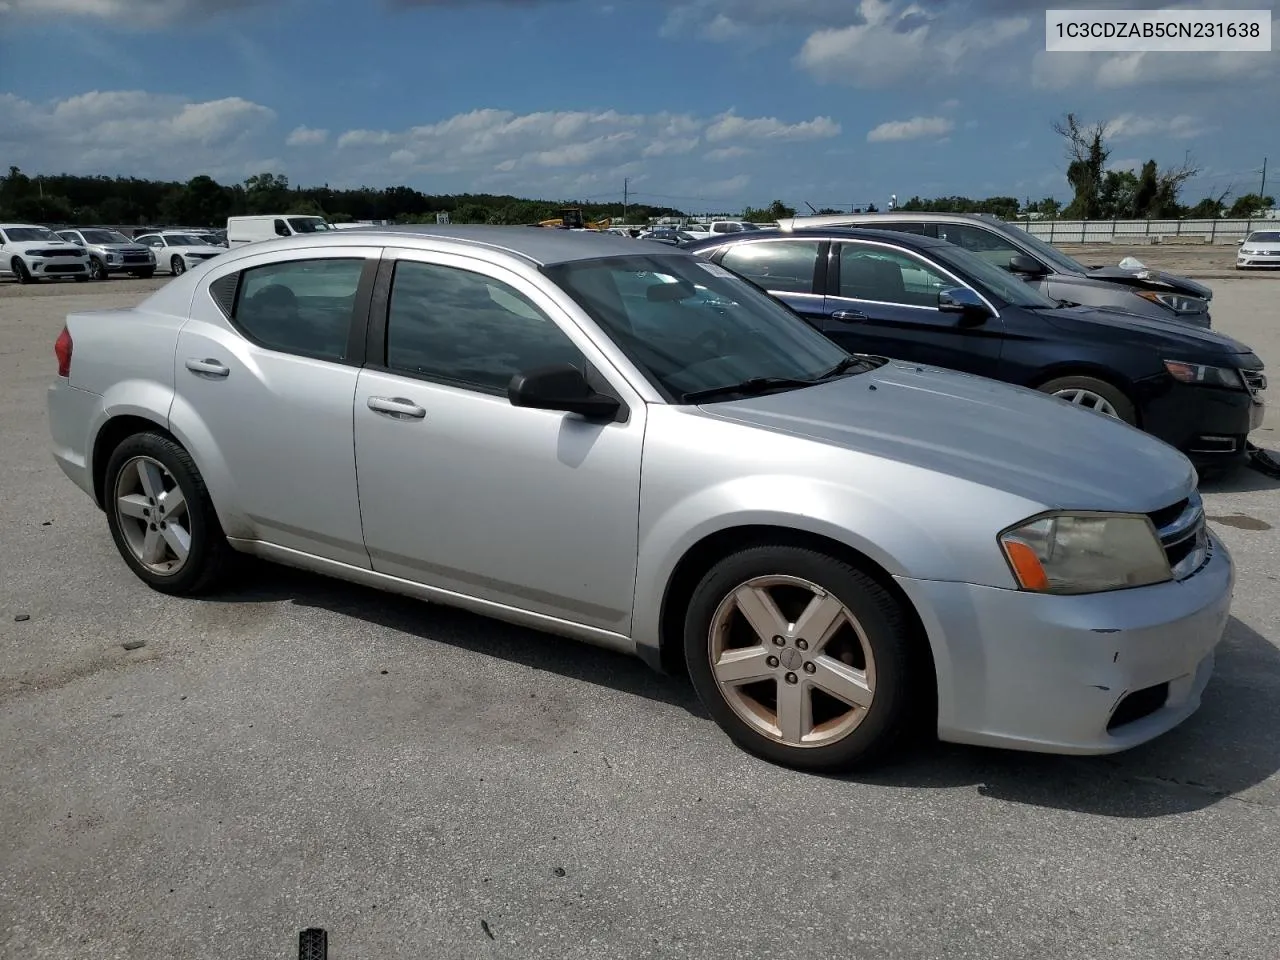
[
  {"left": 622, "top": 177, "right": 629, "bottom": 224},
  {"left": 1260, "top": 157, "right": 1268, "bottom": 202}
]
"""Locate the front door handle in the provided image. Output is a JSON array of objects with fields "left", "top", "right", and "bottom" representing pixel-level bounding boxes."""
[
  {"left": 367, "top": 396, "right": 426, "bottom": 420},
  {"left": 831, "top": 310, "right": 868, "bottom": 322},
  {"left": 185, "top": 358, "right": 229, "bottom": 378}
]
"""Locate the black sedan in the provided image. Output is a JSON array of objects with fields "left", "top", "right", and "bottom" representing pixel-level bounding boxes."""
[{"left": 682, "top": 227, "right": 1267, "bottom": 469}]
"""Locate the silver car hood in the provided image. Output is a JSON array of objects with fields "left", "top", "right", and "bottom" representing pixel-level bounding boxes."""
[{"left": 698, "top": 361, "right": 1195, "bottom": 513}]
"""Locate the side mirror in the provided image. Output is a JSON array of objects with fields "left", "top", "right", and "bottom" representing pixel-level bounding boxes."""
[
  {"left": 508, "top": 363, "right": 620, "bottom": 420},
  {"left": 1236, "top": 238, "right": 1245, "bottom": 246},
  {"left": 1009, "top": 254, "right": 1048, "bottom": 276},
  {"left": 938, "top": 287, "right": 992, "bottom": 324}
]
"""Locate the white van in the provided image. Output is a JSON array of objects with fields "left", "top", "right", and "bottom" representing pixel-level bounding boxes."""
[{"left": 226, "top": 214, "right": 334, "bottom": 248}]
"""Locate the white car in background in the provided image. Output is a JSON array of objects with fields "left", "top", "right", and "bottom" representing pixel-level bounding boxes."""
[
  {"left": 135, "top": 232, "right": 226, "bottom": 276},
  {"left": 1236, "top": 230, "right": 1280, "bottom": 270},
  {"left": 1, "top": 223, "right": 91, "bottom": 283}
]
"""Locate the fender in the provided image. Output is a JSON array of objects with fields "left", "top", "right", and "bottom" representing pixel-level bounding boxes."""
[{"left": 165, "top": 391, "right": 252, "bottom": 539}]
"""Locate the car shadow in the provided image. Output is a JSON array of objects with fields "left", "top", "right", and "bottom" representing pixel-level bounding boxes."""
[
  {"left": 206, "top": 563, "right": 1279, "bottom": 819},
  {"left": 1199, "top": 442, "right": 1280, "bottom": 493}
]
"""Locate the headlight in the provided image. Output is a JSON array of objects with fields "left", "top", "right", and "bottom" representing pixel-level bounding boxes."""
[
  {"left": 1136, "top": 290, "right": 1205, "bottom": 313},
  {"left": 999, "top": 512, "right": 1171, "bottom": 595},
  {"left": 1163, "top": 360, "right": 1245, "bottom": 389}
]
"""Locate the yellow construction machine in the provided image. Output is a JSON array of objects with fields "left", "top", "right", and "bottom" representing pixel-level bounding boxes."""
[{"left": 537, "top": 207, "right": 612, "bottom": 230}]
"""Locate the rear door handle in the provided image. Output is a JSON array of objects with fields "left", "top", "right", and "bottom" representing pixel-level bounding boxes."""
[
  {"left": 831, "top": 310, "right": 868, "bottom": 322},
  {"left": 367, "top": 396, "right": 426, "bottom": 420},
  {"left": 185, "top": 358, "right": 229, "bottom": 378}
]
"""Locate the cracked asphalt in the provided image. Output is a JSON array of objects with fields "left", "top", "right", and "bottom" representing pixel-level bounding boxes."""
[{"left": 2, "top": 273, "right": 1279, "bottom": 960}]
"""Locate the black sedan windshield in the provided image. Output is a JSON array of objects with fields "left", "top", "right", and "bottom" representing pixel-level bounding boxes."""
[
  {"left": 544, "top": 254, "right": 856, "bottom": 402},
  {"left": 930, "top": 243, "right": 1061, "bottom": 309}
]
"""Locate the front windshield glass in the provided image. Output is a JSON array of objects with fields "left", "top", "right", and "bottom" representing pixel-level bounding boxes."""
[
  {"left": 1001, "top": 222, "right": 1088, "bottom": 274},
  {"left": 1246, "top": 231, "right": 1280, "bottom": 244},
  {"left": 80, "top": 229, "right": 130, "bottom": 244},
  {"left": 288, "top": 217, "right": 332, "bottom": 233},
  {"left": 6, "top": 227, "right": 58, "bottom": 242},
  {"left": 164, "top": 234, "right": 204, "bottom": 246},
  {"left": 543, "top": 254, "right": 854, "bottom": 403},
  {"left": 929, "top": 243, "right": 1061, "bottom": 309}
]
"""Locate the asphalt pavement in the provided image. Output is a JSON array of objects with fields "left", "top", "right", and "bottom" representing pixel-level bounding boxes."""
[{"left": 2, "top": 274, "right": 1278, "bottom": 960}]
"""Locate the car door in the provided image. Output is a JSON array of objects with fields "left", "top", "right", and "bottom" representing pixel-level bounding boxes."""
[
  {"left": 711, "top": 237, "right": 826, "bottom": 327},
  {"left": 822, "top": 240, "right": 1004, "bottom": 377},
  {"left": 169, "top": 247, "right": 380, "bottom": 568},
  {"left": 352, "top": 249, "right": 646, "bottom": 635}
]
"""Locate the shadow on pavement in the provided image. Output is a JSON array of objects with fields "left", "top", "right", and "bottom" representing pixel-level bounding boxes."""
[{"left": 208, "top": 562, "right": 1279, "bottom": 819}]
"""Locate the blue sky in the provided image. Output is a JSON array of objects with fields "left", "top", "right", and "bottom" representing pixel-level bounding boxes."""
[{"left": 0, "top": 0, "right": 1275, "bottom": 213}]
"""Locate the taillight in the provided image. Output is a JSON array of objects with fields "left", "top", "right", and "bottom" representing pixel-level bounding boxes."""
[{"left": 54, "top": 326, "right": 73, "bottom": 378}]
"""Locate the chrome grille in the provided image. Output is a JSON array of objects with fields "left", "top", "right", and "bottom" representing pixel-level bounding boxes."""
[{"left": 1148, "top": 490, "right": 1208, "bottom": 580}]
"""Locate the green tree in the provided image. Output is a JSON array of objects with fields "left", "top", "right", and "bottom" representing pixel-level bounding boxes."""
[{"left": 1227, "top": 193, "right": 1275, "bottom": 218}]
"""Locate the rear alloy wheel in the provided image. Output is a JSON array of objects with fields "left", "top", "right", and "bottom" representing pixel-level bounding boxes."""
[
  {"left": 88, "top": 257, "right": 107, "bottom": 281},
  {"left": 1038, "top": 375, "right": 1136, "bottom": 425},
  {"left": 684, "top": 545, "right": 919, "bottom": 772},
  {"left": 104, "top": 432, "right": 233, "bottom": 595},
  {"left": 170, "top": 255, "right": 186, "bottom": 276},
  {"left": 11, "top": 258, "right": 32, "bottom": 284}
]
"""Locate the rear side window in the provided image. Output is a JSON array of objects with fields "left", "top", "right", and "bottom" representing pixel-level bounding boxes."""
[
  {"left": 232, "top": 258, "right": 365, "bottom": 360},
  {"left": 719, "top": 240, "right": 821, "bottom": 294}
]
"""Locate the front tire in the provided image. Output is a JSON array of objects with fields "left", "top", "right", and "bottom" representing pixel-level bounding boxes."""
[
  {"left": 11, "top": 258, "right": 32, "bottom": 284},
  {"left": 683, "top": 545, "right": 920, "bottom": 772},
  {"left": 170, "top": 255, "right": 186, "bottom": 276},
  {"left": 1037, "top": 375, "right": 1137, "bottom": 425},
  {"left": 103, "top": 432, "right": 233, "bottom": 595},
  {"left": 88, "top": 257, "right": 108, "bottom": 281}
]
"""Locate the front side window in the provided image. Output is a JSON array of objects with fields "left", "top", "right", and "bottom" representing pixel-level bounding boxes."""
[
  {"left": 718, "top": 239, "right": 821, "bottom": 294},
  {"left": 58, "top": 231, "right": 82, "bottom": 243},
  {"left": 934, "top": 223, "right": 1021, "bottom": 269},
  {"left": 385, "top": 260, "right": 584, "bottom": 394},
  {"left": 140, "top": 236, "right": 163, "bottom": 248},
  {"left": 837, "top": 244, "right": 951, "bottom": 307},
  {"left": 232, "top": 257, "right": 365, "bottom": 360},
  {"left": 543, "top": 253, "right": 851, "bottom": 403},
  {"left": 928, "top": 243, "right": 1060, "bottom": 309}
]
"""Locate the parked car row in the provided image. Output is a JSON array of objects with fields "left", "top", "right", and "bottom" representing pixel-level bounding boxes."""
[
  {"left": 682, "top": 227, "right": 1266, "bottom": 470},
  {"left": 46, "top": 225, "right": 1250, "bottom": 776}
]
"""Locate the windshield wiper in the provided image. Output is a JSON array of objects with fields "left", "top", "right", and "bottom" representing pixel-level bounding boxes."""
[
  {"left": 814, "top": 355, "right": 875, "bottom": 380},
  {"left": 681, "top": 376, "right": 816, "bottom": 403}
]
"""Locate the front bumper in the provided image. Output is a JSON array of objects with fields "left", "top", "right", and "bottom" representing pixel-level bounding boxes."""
[
  {"left": 1138, "top": 377, "right": 1266, "bottom": 464},
  {"left": 25, "top": 257, "right": 89, "bottom": 277},
  {"left": 895, "top": 531, "right": 1234, "bottom": 755},
  {"left": 1237, "top": 252, "right": 1280, "bottom": 269}
]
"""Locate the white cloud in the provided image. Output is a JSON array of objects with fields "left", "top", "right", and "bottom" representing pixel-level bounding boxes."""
[
  {"left": 866, "top": 115, "right": 954, "bottom": 142},
  {"left": 0, "top": 90, "right": 276, "bottom": 180},
  {"left": 286, "top": 125, "right": 329, "bottom": 147},
  {"left": 705, "top": 145, "right": 752, "bottom": 161},
  {"left": 0, "top": 0, "right": 257, "bottom": 27},
  {"left": 703, "top": 109, "right": 840, "bottom": 142},
  {"left": 1106, "top": 113, "right": 1207, "bottom": 140},
  {"left": 796, "top": 0, "right": 1030, "bottom": 87},
  {"left": 336, "top": 106, "right": 840, "bottom": 178},
  {"left": 661, "top": 0, "right": 858, "bottom": 40}
]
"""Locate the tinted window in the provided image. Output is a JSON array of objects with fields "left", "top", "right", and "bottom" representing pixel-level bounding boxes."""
[
  {"left": 80, "top": 229, "right": 131, "bottom": 244},
  {"left": 385, "top": 260, "right": 584, "bottom": 394},
  {"left": 928, "top": 244, "right": 1060, "bottom": 309},
  {"left": 58, "top": 232, "right": 81, "bottom": 243},
  {"left": 233, "top": 257, "right": 365, "bottom": 360},
  {"left": 5, "top": 227, "right": 58, "bottom": 242},
  {"left": 934, "top": 223, "right": 1021, "bottom": 269},
  {"left": 838, "top": 244, "right": 950, "bottom": 307},
  {"left": 164, "top": 234, "right": 204, "bottom": 246},
  {"left": 543, "top": 254, "right": 850, "bottom": 403},
  {"left": 719, "top": 240, "right": 820, "bottom": 294}
]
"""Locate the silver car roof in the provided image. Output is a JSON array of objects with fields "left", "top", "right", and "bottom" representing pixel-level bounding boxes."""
[{"left": 778, "top": 212, "right": 1005, "bottom": 230}]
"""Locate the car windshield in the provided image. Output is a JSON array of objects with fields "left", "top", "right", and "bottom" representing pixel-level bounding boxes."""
[
  {"left": 999, "top": 223, "right": 1089, "bottom": 274},
  {"left": 929, "top": 243, "right": 1062, "bottom": 309},
  {"left": 288, "top": 217, "right": 333, "bottom": 233},
  {"left": 164, "top": 234, "right": 204, "bottom": 246},
  {"left": 80, "top": 229, "right": 130, "bottom": 244},
  {"left": 1246, "top": 231, "right": 1280, "bottom": 243},
  {"left": 543, "top": 254, "right": 858, "bottom": 403},
  {"left": 6, "top": 227, "right": 58, "bottom": 242}
]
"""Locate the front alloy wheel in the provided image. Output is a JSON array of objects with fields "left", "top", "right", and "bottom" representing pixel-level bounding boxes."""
[
  {"left": 88, "top": 257, "right": 107, "bottom": 281},
  {"left": 684, "top": 545, "right": 920, "bottom": 772}
]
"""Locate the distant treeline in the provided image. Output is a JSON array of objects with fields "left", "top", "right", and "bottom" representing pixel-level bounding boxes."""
[{"left": 0, "top": 167, "right": 687, "bottom": 228}]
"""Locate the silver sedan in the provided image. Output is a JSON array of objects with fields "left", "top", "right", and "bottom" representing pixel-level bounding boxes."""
[{"left": 46, "top": 225, "right": 1234, "bottom": 771}]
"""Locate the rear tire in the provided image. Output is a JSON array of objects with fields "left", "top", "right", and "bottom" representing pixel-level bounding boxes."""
[
  {"left": 103, "top": 432, "right": 234, "bottom": 596},
  {"left": 683, "top": 544, "right": 920, "bottom": 772},
  {"left": 1037, "top": 375, "right": 1137, "bottom": 425}
]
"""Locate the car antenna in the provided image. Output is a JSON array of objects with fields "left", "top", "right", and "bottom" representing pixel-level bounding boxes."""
[{"left": 805, "top": 202, "right": 819, "bottom": 215}]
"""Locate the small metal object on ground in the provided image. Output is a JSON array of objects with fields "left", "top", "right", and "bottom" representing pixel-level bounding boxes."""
[
  {"left": 298, "top": 927, "right": 328, "bottom": 960},
  {"left": 122, "top": 639, "right": 146, "bottom": 651}
]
